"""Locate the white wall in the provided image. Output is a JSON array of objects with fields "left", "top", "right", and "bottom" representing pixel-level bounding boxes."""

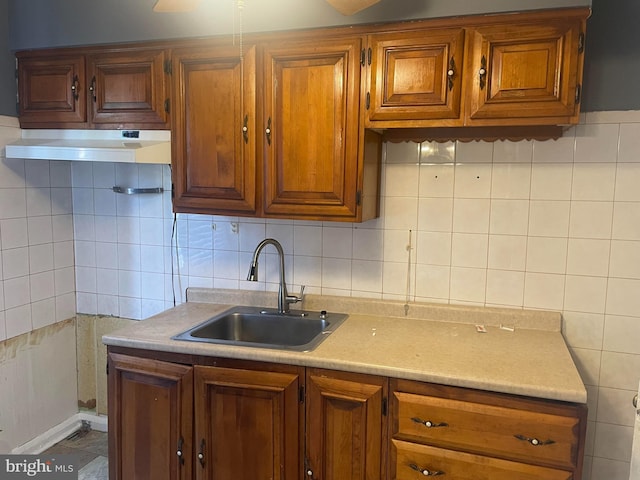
[{"left": 0, "top": 116, "right": 77, "bottom": 452}]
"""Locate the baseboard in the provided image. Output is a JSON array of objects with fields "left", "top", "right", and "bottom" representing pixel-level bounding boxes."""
[{"left": 11, "top": 412, "right": 108, "bottom": 454}]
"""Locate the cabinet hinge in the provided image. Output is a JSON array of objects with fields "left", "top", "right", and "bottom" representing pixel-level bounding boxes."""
[
  {"left": 106, "top": 361, "right": 109, "bottom": 376},
  {"left": 171, "top": 183, "right": 175, "bottom": 199},
  {"left": 164, "top": 98, "right": 170, "bottom": 113},
  {"left": 356, "top": 191, "right": 362, "bottom": 206},
  {"left": 360, "top": 48, "right": 366, "bottom": 67},
  {"left": 382, "top": 397, "right": 388, "bottom": 416},
  {"left": 368, "top": 47, "right": 372, "bottom": 66},
  {"left": 575, "top": 84, "right": 582, "bottom": 104},
  {"left": 299, "top": 385, "right": 305, "bottom": 404},
  {"left": 164, "top": 59, "right": 172, "bottom": 75},
  {"left": 578, "top": 32, "right": 585, "bottom": 54},
  {"left": 366, "top": 92, "right": 370, "bottom": 110}
]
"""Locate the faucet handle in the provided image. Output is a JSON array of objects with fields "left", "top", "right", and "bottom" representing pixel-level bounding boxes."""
[{"left": 287, "top": 285, "right": 305, "bottom": 305}]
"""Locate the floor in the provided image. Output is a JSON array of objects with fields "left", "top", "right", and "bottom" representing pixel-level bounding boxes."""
[{"left": 42, "top": 426, "right": 109, "bottom": 480}]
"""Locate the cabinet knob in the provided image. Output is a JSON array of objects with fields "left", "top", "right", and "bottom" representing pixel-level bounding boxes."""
[
  {"left": 514, "top": 434, "right": 555, "bottom": 446},
  {"left": 479, "top": 55, "right": 488, "bottom": 90},
  {"left": 409, "top": 464, "right": 444, "bottom": 476},
  {"left": 265, "top": 117, "right": 272, "bottom": 145},
  {"left": 243, "top": 114, "right": 249, "bottom": 144},
  {"left": 306, "top": 469, "right": 314, "bottom": 477},
  {"left": 411, "top": 417, "right": 448, "bottom": 428},
  {"left": 71, "top": 75, "right": 80, "bottom": 101}
]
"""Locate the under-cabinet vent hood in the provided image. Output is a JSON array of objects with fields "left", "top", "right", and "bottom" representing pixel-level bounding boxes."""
[{"left": 5, "top": 129, "right": 171, "bottom": 164}]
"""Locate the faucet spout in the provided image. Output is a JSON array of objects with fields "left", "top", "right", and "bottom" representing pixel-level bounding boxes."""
[{"left": 247, "top": 238, "right": 303, "bottom": 313}]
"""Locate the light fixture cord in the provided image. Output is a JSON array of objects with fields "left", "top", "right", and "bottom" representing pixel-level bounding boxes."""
[{"left": 237, "top": 0, "right": 244, "bottom": 60}]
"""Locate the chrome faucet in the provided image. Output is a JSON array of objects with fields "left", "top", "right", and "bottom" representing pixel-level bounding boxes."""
[{"left": 247, "top": 238, "right": 305, "bottom": 314}]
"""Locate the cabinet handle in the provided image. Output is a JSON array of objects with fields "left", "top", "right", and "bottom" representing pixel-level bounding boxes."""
[
  {"left": 633, "top": 394, "right": 638, "bottom": 408},
  {"left": 198, "top": 439, "right": 205, "bottom": 467},
  {"left": 447, "top": 57, "right": 456, "bottom": 91},
  {"left": 89, "top": 76, "right": 96, "bottom": 102},
  {"left": 243, "top": 114, "right": 249, "bottom": 144},
  {"left": 479, "top": 55, "right": 487, "bottom": 90},
  {"left": 514, "top": 434, "right": 556, "bottom": 446},
  {"left": 411, "top": 417, "right": 449, "bottom": 428},
  {"left": 409, "top": 463, "right": 445, "bottom": 476},
  {"left": 71, "top": 75, "right": 80, "bottom": 101},
  {"left": 176, "top": 436, "right": 184, "bottom": 465},
  {"left": 265, "top": 117, "right": 272, "bottom": 145}
]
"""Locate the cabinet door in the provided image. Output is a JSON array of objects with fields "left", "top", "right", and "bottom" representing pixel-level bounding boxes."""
[
  {"left": 171, "top": 45, "right": 257, "bottom": 215},
  {"left": 17, "top": 55, "right": 87, "bottom": 126},
  {"left": 88, "top": 49, "right": 169, "bottom": 128},
  {"left": 466, "top": 18, "right": 585, "bottom": 125},
  {"left": 194, "top": 365, "right": 300, "bottom": 480},
  {"left": 107, "top": 353, "right": 193, "bottom": 480},
  {"left": 367, "top": 28, "right": 465, "bottom": 125},
  {"left": 306, "top": 369, "right": 387, "bottom": 480},
  {"left": 263, "top": 37, "right": 363, "bottom": 220}
]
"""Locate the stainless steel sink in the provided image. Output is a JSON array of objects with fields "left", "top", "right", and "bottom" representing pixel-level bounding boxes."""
[{"left": 172, "top": 306, "right": 348, "bottom": 351}]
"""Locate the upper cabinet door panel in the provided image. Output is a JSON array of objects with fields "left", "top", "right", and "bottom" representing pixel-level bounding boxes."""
[
  {"left": 466, "top": 19, "right": 585, "bottom": 123},
  {"left": 367, "top": 28, "right": 465, "bottom": 123},
  {"left": 262, "top": 37, "right": 363, "bottom": 220},
  {"left": 88, "top": 49, "right": 169, "bottom": 127},
  {"left": 171, "top": 45, "right": 257, "bottom": 215},
  {"left": 18, "top": 55, "right": 87, "bottom": 125}
]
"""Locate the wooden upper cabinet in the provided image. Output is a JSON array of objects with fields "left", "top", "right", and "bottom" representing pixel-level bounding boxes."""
[
  {"left": 18, "top": 55, "right": 87, "bottom": 126},
  {"left": 88, "top": 49, "right": 170, "bottom": 128},
  {"left": 262, "top": 37, "right": 370, "bottom": 221},
  {"left": 465, "top": 16, "right": 586, "bottom": 125},
  {"left": 365, "top": 8, "right": 588, "bottom": 128},
  {"left": 367, "top": 28, "right": 465, "bottom": 125},
  {"left": 306, "top": 369, "right": 388, "bottom": 480},
  {"left": 171, "top": 45, "right": 257, "bottom": 215},
  {"left": 17, "top": 48, "right": 170, "bottom": 129},
  {"left": 107, "top": 353, "right": 193, "bottom": 480},
  {"left": 193, "top": 365, "right": 301, "bottom": 480}
]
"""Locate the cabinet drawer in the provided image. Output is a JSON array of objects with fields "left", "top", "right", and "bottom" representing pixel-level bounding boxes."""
[
  {"left": 392, "top": 440, "right": 572, "bottom": 480},
  {"left": 393, "top": 391, "right": 579, "bottom": 469}
]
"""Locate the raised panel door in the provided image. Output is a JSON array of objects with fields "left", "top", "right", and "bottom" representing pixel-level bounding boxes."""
[
  {"left": 107, "top": 353, "right": 193, "bottom": 480},
  {"left": 466, "top": 18, "right": 585, "bottom": 125},
  {"left": 306, "top": 369, "right": 387, "bottom": 480},
  {"left": 262, "top": 37, "right": 363, "bottom": 220},
  {"left": 18, "top": 55, "right": 87, "bottom": 126},
  {"left": 171, "top": 45, "right": 257, "bottom": 215},
  {"left": 88, "top": 49, "right": 169, "bottom": 128},
  {"left": 194, "top": 365, "right": 301, "bottom": 480},
  {"left": 367, "top": 28, "right": 465, "bottom": 125}
]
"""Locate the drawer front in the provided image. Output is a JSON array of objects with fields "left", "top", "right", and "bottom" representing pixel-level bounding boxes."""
[
  {"left": 392, "top": 440, "right": 572, "bottom": 480},
  {"left": 394, "top": 392, "right": 579, "bottom": 469}
]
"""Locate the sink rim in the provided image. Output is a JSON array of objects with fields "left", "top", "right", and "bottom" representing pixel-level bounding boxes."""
[{"left": 171, "top": 305, "right": 348, "bottom": 352}]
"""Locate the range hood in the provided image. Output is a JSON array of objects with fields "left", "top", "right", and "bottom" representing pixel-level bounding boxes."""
[{"left": 5, "top": 129, "right": 171, "bottom": 164}]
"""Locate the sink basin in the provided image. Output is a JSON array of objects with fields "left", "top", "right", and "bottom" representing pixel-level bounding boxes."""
[{"left": 172, "top": 306, "right": 348, "bottom": 351}]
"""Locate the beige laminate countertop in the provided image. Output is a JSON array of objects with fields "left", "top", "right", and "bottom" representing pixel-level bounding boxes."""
[{"left": 102, "top": 288, "right": 587, "bottom": 404}]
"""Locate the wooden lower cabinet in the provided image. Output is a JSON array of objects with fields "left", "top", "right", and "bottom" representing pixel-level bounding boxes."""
[
  {"left": 108, "top": 350, "right": 586, "bottom": 480},
  {"left": 390, "top": 379, "right": 587, "bottom": 480},
  {"left": 108, "top": 353, "right": 193, "bottom": 480},
  {"left": 391, "top": 440, "right": 572, "bottom": 480},
  {"left": 305, "top": 369, "right": 388, "bottom": 480},
  {"left": 193, "top": 365, "right": 301, "bottom": 480}
]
